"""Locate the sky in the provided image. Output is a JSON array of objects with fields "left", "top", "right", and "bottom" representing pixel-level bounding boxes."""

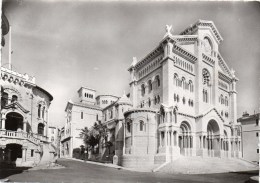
[{"left": 2, "top": 0, "right": 260, "bottom": 127}]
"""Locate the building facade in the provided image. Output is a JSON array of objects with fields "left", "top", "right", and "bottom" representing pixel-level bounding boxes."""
[
  {"left": 60, "top": 87, "right": 117, "bottom": 158},
  {"left": 62, "top": 20, "right": 242, "bottom": 168},
  {"left": 0, "top": 66, "right": 55, "bottom": 167},
  {"left": 238, "top": 112, "right": 260, "bottom": 163},
  {"left": 48, "top": 125, "right": 60, "bottom": 152},
  {"left": 0, "top": 13, "right": 55, "bottom": 167}
]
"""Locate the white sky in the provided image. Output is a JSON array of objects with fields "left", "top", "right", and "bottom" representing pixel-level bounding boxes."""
[{"left": 2, "top": 0, "right": 260, "bottom": 127}]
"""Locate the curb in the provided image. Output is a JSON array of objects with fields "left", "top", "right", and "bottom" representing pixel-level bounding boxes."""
[
  {"left": 0, "top": 179, "right": 9, "bottom": 182},
  {"left": 61, "top": 158, "right": 152, "bottom": 172}
]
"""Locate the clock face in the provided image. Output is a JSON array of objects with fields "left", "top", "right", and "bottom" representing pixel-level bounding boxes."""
[{"left": 204, "top": 37, "right": 212, "bottom": 54}]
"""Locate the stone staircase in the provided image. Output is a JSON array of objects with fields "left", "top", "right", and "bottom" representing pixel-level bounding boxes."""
[{"left": 158, "top": 156, "right": 258, "bottom": 174}]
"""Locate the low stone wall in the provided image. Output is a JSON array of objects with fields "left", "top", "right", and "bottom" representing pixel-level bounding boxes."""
[{"left": 122, "top": 154, "right": 154, "bottom": 168}]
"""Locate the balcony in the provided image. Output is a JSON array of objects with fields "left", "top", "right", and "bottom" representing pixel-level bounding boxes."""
[{"left": 0, "top": 130, "right": 49, "bottom": 145}]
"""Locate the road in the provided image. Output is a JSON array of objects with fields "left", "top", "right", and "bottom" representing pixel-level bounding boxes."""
[{"left": 2, "top": 158, "right": 257, "bottom": 183}]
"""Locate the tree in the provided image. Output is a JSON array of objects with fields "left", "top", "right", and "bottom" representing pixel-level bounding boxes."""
[
  {"left": 81, "top": 121, "right": 109, "bottom": 158},
  {"left": 104, "top": 141, "right": 113, "bottom": 155}
]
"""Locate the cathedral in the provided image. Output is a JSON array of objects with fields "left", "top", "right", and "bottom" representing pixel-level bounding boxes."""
[{"left": 62, "top": 20, "right": 242, "bottom": 168}]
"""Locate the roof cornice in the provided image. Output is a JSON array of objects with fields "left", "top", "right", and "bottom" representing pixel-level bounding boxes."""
[
  {"left": 180, "top": 20, "right": 223, "bottom": 44},
  {"left": 128, "top": 45, "right": 163, "bottom": 71}
]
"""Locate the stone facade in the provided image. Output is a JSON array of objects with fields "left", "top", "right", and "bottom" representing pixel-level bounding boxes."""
[
  {"left": 238, "top": 112, "right": 260, "bottom": 163},
  {"left": 0, "top": 67, "right": 55, "bottom": 167},
  {"left": 62, "top": 20, "right": 242, "bottom": 168},
  {"left": 60, "top": 87, "right": 106, "bottom": 158},
  {"left": 121, "top": 20, "right": 242, "bottom": 168}
]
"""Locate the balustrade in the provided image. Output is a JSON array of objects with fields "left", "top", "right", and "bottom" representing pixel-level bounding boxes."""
[{"left": 0, "top": 129, "right": 43, "bottom": 144}]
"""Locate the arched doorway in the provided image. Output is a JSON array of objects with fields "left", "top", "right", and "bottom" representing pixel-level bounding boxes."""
[
  {"left": 179, "top": 121, "right": 192, "bottom": 156},
  {"left": 6, "top": 144, "right": 22, "bottom": 163},
  {"left": 223, "top": 130, "right": 229, "bottom": 157},
  {"left": 207, "top": 120, "right": 220, "bottom": 157},
  {"left": 5, "top": 112, "right": 24, "bottom": 131}
]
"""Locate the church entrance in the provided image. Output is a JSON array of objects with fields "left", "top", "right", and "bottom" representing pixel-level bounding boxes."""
[
  {"left": 179, "top": 121, "right": 192, "bottom": 156},
  {"left": 206, "top": 120, "right": 220, "bottom": 157},
  {"left": 5, "top": 112, "right": 24, "bottom": 131}
]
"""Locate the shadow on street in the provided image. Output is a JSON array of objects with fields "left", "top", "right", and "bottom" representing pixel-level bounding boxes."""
[{"left": 0, "top": 167, "right": 30, "bottom": 179}]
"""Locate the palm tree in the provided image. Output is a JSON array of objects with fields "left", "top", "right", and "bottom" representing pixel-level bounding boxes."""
[{"left": 80, "top": 127, "right": 91, "bottom": 159}]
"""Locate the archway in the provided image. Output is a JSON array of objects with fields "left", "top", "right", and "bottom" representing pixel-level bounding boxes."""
[
  {"left": 207, "top": 120, "right": 220, "bottom": 157},
  {"left": 6, "top": 143, "right": 22, "bottom": 162},
  {"left": 5, "top": 112, "right": 24, "bottom": 131},
  {"left": 179, "top": 121, "right": 192, "bottom": 156}
]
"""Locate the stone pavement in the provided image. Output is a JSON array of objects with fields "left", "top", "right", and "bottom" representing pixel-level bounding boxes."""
[
  {"left": 159, "top": 156, "right": 258, "bottom": 174},
  {"left": 64, "top": 157, "right": 154, "bottom": 172},
  {"left": 4, "top": 159, "right": 258, "bottom": 183}
]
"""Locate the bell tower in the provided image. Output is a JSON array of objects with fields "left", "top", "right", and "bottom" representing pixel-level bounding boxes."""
[{"left": 78, "top": 87, "right": 96, "bottom": 105}]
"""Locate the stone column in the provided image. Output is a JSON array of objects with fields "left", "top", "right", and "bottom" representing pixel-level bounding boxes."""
[
  {"left": 171, "top": 131, "right": 174, "bottom": 146},
  {"left": 131, "top": 122, "right": 135, "bottom": 154},
  {"left": 159, "top": 131, "right": 162, "bottom": 147},
  {"left": 1, "top": 117, "right": 6, "bottom": 130},
  {"left": 123, "top": 122, "right": 125, "bottom": 155},
  {"left": 22, "top": 147, "right": 27, "bottom": 162},
  {"left": 23, "top": 121, "right": 27, "bottom": 132},
  {"left": 187, "top": 136, "right": 190, "bottom": 148}
]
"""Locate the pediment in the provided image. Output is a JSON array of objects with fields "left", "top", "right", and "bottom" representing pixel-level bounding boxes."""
[{"left": 201, "top": 108, "right": 224, "bottom": 123}]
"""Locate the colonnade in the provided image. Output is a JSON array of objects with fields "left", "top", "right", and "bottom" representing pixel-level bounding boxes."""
[{"left": 159, "top": 130, "right": 179, "bottom": 147}]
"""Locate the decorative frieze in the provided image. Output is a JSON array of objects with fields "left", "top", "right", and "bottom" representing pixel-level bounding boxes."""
[
  {"left": 173, "top": 44, "right": 197, "bottom": 63},
  {"left": 202, "top": 53, "right": 215, "bottom": 66},
  {"left": 1, "top": 67, "right": 35, "bottom": 86},
  {"left": 138, "top": 55, "right": 163, "bottom": 79}
]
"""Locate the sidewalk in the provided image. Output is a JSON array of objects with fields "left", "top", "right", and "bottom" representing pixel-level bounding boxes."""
[{"left": 61, "top": 157, "right": 152, "bottom": 172}]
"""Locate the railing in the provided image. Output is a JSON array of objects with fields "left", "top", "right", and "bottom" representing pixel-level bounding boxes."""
[
  {"left": 0, "top": 130, "right": 50, "bottom": 144},
  {"left": 0, "top": 129, "right": 40, "bottom": 144}
]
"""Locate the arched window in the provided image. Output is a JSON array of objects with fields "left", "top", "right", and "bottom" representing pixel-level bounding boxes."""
[
  {"left": 154, "top": 96, "right": 157, "bottom": 105},
  {"left": 174, "top": 74, "right": 178, "bottom": 86},
  {"left": 139, "top": 121, "right": 144, "bottom": 131},
  {"left": 84, "top": 93, "right": 86, "bottom": 97},
  {"left": 188, "top": 80, "right": 193, "bottom": 92},
  {"left": 127, "top": 122, "right": 131, "bottom": 133},
  {"left": 203, "top": 89, "right": 208, "bottom": 103},
  {"left": 38, "top": 123, "right": 44, "bottom": 135},
  {"left": 148, "top": 98, "right": 151, "bottom": 107},
  {"left": 148, "top": 80, "right": 152, "bottom": 92},
  {"left": 11, "top": 95, "right": 18, "bottom": 103},
  {"left": 205, "top": 90, "right": 208, "bottom": 103},
  {"left": 157, "top": 95, "right": 160, "bottom": 103},
  {"left": 182, "top": 97, "right": 186, "bottom": 104},
  {"left": 38, "top": 104, "right": 41, "bottom": 118},
  {"left": 110, "top": 110, "right": 113, "bottom": 119},
  {"left": 203, "top": 37, "right": 213, "bottom": 55},
  {"left": 181, "top": 77, "right": 186, "bottom": 89},
  {"left": 202, "top": 68, "right": 210, "bottom": 85},
  {"left": 2, "top": 92, "right": 8, "bottom": 106},
  {"left": 155, "top": 75, "right": 160, "bottom": 87},
  {"left": 81, "top": 112, "right": 83, "bottom": 119},
  {"left": 42, "top": 106, "right": 45, "bottom": 120},
  {"left": 141, "top": 84, "right": 145, "bottom": 96},
  {"left": 225, "top": 96, "right": 228, "bottom": 106}
]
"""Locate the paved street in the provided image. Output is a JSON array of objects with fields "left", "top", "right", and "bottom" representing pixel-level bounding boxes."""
[{"left": 1, "top": 159, "right": 257, "bottom": 183}]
